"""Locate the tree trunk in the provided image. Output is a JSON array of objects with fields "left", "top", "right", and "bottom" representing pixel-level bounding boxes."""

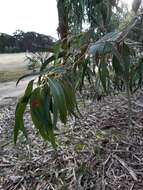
[{"left": 57, "top": 0, "right": 69, "bottom": 64}]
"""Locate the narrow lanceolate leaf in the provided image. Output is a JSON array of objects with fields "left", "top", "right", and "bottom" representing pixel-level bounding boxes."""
[
  {"left": 52, "top": 100, "right": 58, "bottom": 129},
  {"left": 43, "top": 92, "right": 57, "bottom": 148},
  {"left": 14, "top": 80, "right": 34, "bottom": 144},
  {"left": 48, "top": 77, "right": 67, "bottom": 124},
  {"left": 30, "top": 88, "right": 57, "bottom": 148},
  {"left": 112, "top": 55, "right": 123, "bottom": 76},
  {"left": 16, "top": 72, "right": 37, "bottom": 86},
  {"left": 122, "top": 43, "right": 131, "bottom": 76},
  {"left": 22, "top": 80, "right": 34, "bottom": 102},
  {"left": 59, "top": 80, "right": 76, "bottom": 114},
  {"left": 14, "top": 102, "right": 27, "bottom": 144},
  {"left": 99, "top": 59, "right": 109, "bottom": 92}
]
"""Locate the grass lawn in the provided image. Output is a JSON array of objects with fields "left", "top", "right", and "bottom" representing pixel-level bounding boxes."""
[
  {"left": 0, "top": 53, "right": 30, "bottom": 82},
  {"left": 0, "top": 70, "right": 30, "bottom": 82}
]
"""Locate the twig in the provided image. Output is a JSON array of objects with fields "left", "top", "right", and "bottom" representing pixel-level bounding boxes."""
[
  {"left": 130, "top": 183, "right": 135, "bottom": 190},
  {"left": 112, "top": 154, "right": 138, "bottom": 181},
  {"left": 117, "top": 15, "right": 141, "bottom": 43},
  {"left": 0, "top": 164, "right": 15, "bottom": 167},
  {"left": 131, "top": 119, "right": 143, "bottom": 128},
  {"left": 102, "top": 154, "right": 112, "bottom": 190},
  {"left": 0, "top": 140, "right": 12, "bottom": 148},
  {"left": 13, "top": 177, "right": 24, "bottom": 190},
  {"left": 132, "top": 101, "right": 143, "bottom": 108}
]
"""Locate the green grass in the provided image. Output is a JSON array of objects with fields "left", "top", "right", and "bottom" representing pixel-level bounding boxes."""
[
  {"left": 0, "top": 70, "right": 29, "bottom": 82},
  {"left": 0, "top": 53, "right": 30, "bottom": 82}
]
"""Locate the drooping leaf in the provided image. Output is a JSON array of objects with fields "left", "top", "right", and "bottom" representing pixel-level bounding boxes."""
[
  {"left": 122, "top": 42, "right": 131, "bottom": 77},
  {"left": 30, "top": 87, "right": 57, "bottom": 148},
  {"left": 59, "top": 79, "right": 77, "bottom": 114},
  {"left": 112, "top": 55, "right": 123, "bottom": 76},
  {"left": 48, "top": 77, "right": 67, "bottom": 124},
  {"left": 14, "top": 80, "right": 34, "bottom": 144},
  {"left": 99, "top": 58, "right": 109, "bottom": 92}
]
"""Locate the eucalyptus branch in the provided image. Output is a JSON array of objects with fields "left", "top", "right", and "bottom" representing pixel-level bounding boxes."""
[{"left": 117, "top": 14, "right": 142, "bottom": 43}]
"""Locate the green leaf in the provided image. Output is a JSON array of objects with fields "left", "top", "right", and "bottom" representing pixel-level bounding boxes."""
[
  {"left": 112, "top": 55, "right": 123, "bottom": 76},
  {"left": 14, "top": 80, "right": 34, "bottom": 144},
  {"left": 52, "top": 100, "right": 58, "bottom": 129},
  {"left": 122, "top": 42, "right": 130, "bottom": 76},
  {"left": 16, "top": 73, "right": 37, "bottom": 86},
  {"left": 14, "top": 102, "right": 27, "bottom": 144},
  {"left": 48, "top": 78, "right": 67, "bottom": 124},
  {"left": 59, "top": 79, "right": 77, "bottom": 114},
  {"left": 30, "top": 88, "right": 57, "bottom": 148},
  {"left": 108, "top": 42, "right": 124, "bottom": 65},
  {"left": 16, "top": 65, "right": 65, "bottom": 86},
  {"left": 22, "top": 80, "right": 34, "bottom": 101},
  {"left": 99, "top": 58, "right": 109, "bottom": 92}
]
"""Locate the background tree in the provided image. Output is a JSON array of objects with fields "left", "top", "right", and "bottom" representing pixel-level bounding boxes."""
[
  {"left": 0, "top": 30, "right": 54, "bottom": 53},
  {"left": 0, "top": 33, "right": 15, "bottom": 53}
]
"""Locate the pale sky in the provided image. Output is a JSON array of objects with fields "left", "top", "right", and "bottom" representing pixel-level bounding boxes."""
[
  {"left": 0, "top": 0, "right": 133, "bottom": 38},
  {"left": 0, "top": 0, "right": 58, "bottom": 38},
  {"left": 121, "top": 0, "right": 133, "bottom": 9}
]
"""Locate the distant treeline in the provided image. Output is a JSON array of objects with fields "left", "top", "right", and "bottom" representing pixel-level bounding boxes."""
[{"left": 0, "top": 30, "right": 54, "bottom": 53}]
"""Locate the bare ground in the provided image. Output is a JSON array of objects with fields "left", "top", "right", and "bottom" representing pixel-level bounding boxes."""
[
  {"left": 0, "top": 53, "right": 33, "bottom": 102},
  {"left": 0, "top": 79, "right": 32, "bottom": 102},
  {"left": 0, "top": 92, "right": 143, "bottom": 190}
]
